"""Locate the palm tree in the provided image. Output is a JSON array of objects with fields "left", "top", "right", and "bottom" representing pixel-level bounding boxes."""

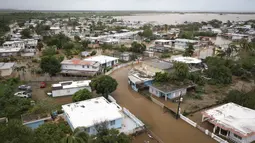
[
  {"left": 14, "top": 66, "right": 26, "bottom": 80},
  {"left": 164, "top": 24, "right": 168, "bottom": 32},
  {"left": 239, "top": 39, "right": 254, "bottom": 52},
  {"left": 183, "top": 43, "right": 195, "bottom": 57},
  {"left": 14, "top": 66, "right": 21, "bottom": 78},
  {"left": 61, "top": 128, "right": 90, "bottom": 143}
]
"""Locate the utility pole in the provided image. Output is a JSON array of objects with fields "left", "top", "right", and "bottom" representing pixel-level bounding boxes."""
[{"left": 176, "top": 92, "right": 183, "bottom": 119}]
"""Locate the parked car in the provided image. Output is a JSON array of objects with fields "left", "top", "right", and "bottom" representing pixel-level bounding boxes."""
[
  {"left": 40, "top": 82, "right": 46, "bottom": 88},
  {"left": 14, "top": 91, "right": 32, "bottom": 98},
  {"left": 18, "top": 85, "right": 32, "bottom": 91}
]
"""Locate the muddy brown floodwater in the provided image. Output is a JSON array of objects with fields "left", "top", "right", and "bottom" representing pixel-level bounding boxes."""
[{"left": 110, "top": 66, "right": 216, "bottom": 143}]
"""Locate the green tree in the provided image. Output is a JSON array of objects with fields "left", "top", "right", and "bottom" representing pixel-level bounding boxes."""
[
  {"left": 93, "top": 128, "right": 131, "bottom": 143},
  {"left": 81, "top": 40, "right": 90, "bottom": 49},
  {"left": 183, "top": 44, "right": 195, "bottom": 57},
  {"left": 90, "top": 75, "right": 118, "bottom": 98},
  {"left": 173, "top": 62, "right": 189, "bottom": 81},
  {"left": 130, "top": 42, "right": 146, "bottom": 54},
  {"left": 226, "top": 90, "right": 255, "bottom": 109},
  {"left": 29, "top": 98, "right": 58, "bottom": 114},
  {"left": 42, "top": 46, "right": 57, "bottom": 57},
  {"left": 46, "top": 33, "right": 70, "bottom": 49},
  {"left": 37, "top": 41, "right": 44, "bottom": 51},
  {"left": 61, "top": 128, "right": 90, "bottom": 143},
  {"left": 206, "top": 65, "right": 232, "bottom": 84},
  {"left": 90, "top": 50, "right": 97, "bottom": 56},
  {"left": 154, "top": 72, "right": 169, "bottom": 82},
  {"left": 72, "top": 89, "right": 93, "bottom": 102},
  {"left": 74, "top": 35, "right": 81, "bottom": 42},
  {"left": 40, "top": 56, "right": 61, "bottom": 76},
  {"left": 0, "top": 120, "right": 35, "bottom": 143},
  {"left": 34, "top": 122, "right": 72, "bottom": 143},
  {"left": 21, "top": 28, "right": 32, "bottom": 38}
]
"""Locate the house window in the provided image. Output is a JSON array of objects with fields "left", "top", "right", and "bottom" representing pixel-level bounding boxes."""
[
  {"left": 85, "top": 127, "right": 90, "bottom": 133},
  {"left": 87, "top": 65, "right": 90, "bottom": 68},
  {"left": 234, "top": 134, "right": 242, "bottom": 140},
  {"left": 110, "top": 120, "right": 115, "bottom": 126},
  {"left": 82, "top": 65, "right": 85, "bottom": 68}
]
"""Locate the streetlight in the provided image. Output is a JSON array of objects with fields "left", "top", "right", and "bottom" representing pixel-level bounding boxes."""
[{"left": 176, "top": 92, "right": 183, "bottom": 119}]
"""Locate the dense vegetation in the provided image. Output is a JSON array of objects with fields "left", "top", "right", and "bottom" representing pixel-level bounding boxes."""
[
  {"left": 0, "top": 119, "right": 131, "bottom": 143},
  {"left": 0, "top": 78, "right": 32, "bottom": 118},
  {"left": 72, "top": 89, "right": 93, "bottom": 102},
  {"left": 90, "top": 75, "right": 118, "bottom": 99}
]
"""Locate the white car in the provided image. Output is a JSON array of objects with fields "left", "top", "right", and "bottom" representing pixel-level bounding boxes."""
[{"left": 14, "top": 91, "right": 32, "bottom": 98}]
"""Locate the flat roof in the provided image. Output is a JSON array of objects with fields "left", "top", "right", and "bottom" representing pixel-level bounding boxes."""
[
  {"left": 0, "top": 48, "right": 21, "bottom": 53},
  {"left": 61, "top": 58, "right": 100, "bottom": 66},
  {"left": 84, "top": 55, "right": 118, "bottom": 64},
  {"left": 155, "top": 39, "right": 173, "bottom": 43},
  {"left": 150, "top": 82, "right": 193, "bottom": 93},
  {"left": 3, "top": 41, "right": 24, "bottom": 45},
  {"left": 0, "top": 62, "right": 15, "bottom": 70},
  {"left": 52, "top": 80, "right": 91, "bottom": 90},
  {"left": 172, "top": 56, "right": 202, "bottom": 64},
  {"left": 202, "top": 103, "right": 255, "bottom": 137},
  {"left": 175, "top": 39, "right": 198, "bottom": 43},
  {"left": 62, "top": 97, "right": 123, "bottom": 129},
  {"left": 128, "top": 68, "right": 154, "bottom": 84},
  {"left": 143, "top": 59, "right": 173, "bottom": 70}
]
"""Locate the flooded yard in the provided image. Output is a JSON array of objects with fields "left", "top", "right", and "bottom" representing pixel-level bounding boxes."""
[{"left": 110, "top": 66, "right": 215, "bottom": 143}]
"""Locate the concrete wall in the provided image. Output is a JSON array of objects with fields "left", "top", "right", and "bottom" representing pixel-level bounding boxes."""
[
  {"left": 52, "top": 86, "right": 92, "bottom": 97},
  {"left": 61, "top": 64, "right": 100, "bottom": 72},
  {"left": 142, "top": 63, "right": 164, "bottom": 74},
  {"left": 229, "top": 132, "right": 255, "bottom": 143},
  {"left": 128, "top": 78, "right": 138, "bottom": 92},
  {"left": 149, "top": 86, "right": 187, "bottom": 100},
  {"left": 85, "top": 118, "right": 123, "bottom": 135},
  {"left": 21, "top": 52, "right": 35, "bottom": 57},
  {"left": 0, "top": 68, "right": 13, "bottom": 77},
  {"left": 64, "top": 113, "right": 75, "bottom": 131},
  {"left": 25, "top": 120, "right": 45, "bottom": 129}
]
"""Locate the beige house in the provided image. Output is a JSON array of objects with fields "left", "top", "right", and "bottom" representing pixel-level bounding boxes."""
[{"left": 0, "top": 62, "right": 15, "bottom": 77}]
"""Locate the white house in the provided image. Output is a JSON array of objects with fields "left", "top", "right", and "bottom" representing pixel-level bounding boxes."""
[
  {"left": 0, "top": 62, "right": 15, "bottom": 77},
  {"left": 83, "top": 55, "right": 118, "bottom": 68},
  {"left": 143, "top": 51, "right": 154, "bottom": 57},
  {"left": 2, "top": 41, "right": 25, "bottom": 49},
  {"left": 202, "top": 103, "right": 255, "bottom": 143},
  {"left": 51, "top": 80, "right": 91, "bottom": 97},
  {"left": 23, "top": 39, "right": 38, "bottom": 47},
  {"left": 154, "top": 39, "right": 173, "bottom": 46},
  {"left": 174, "top": 39, "right": 198, "bottom": 50},
  {"left": 120, "top": 52, "right": 132, "bottom": 62},
  {"left": 62, "top": 97, "right": 145, "bottom": 135},
  {"left": 0, "top": 48, "right": 21, "bottom": 57},
  {"left": 61, "top": 58, "right": 100, "bottom": 76},
  {"left": 50, "top": 26, "right": 61, "bottom": 34}
]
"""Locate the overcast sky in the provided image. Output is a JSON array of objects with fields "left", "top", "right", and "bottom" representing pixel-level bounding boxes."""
[{"left": 1, "top": 0, "right": 255, "bottom": 12}]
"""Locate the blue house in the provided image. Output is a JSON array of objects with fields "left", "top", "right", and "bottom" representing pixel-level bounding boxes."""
[
  {"left": 22, "top": 114, "right": 52, "bottom": 129},
  {"left": 128, "top": 59, "right": 174, "bottom": 92},
  {"left": 128, "top": 69, "right": 153, "bottom": 92},
  {"left": 149, "top": 83, "right": 195, "bottom": 101}
]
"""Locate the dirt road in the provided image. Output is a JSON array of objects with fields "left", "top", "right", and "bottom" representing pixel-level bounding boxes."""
[{"left": 110, "top": 66, "right": 215, "bottom": 143}]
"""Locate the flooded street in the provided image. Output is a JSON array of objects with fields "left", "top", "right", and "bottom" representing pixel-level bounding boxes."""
[
  {"left": 116, "top": 13, "right": 255, "bottom": 24},
  {"left": 110, "top": 66, "right": 215, "bottom": 143}
]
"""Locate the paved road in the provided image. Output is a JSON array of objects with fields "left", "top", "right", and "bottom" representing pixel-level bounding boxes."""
[{"left": 111, "top": 66, "right": 216, "bottom": 143}]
